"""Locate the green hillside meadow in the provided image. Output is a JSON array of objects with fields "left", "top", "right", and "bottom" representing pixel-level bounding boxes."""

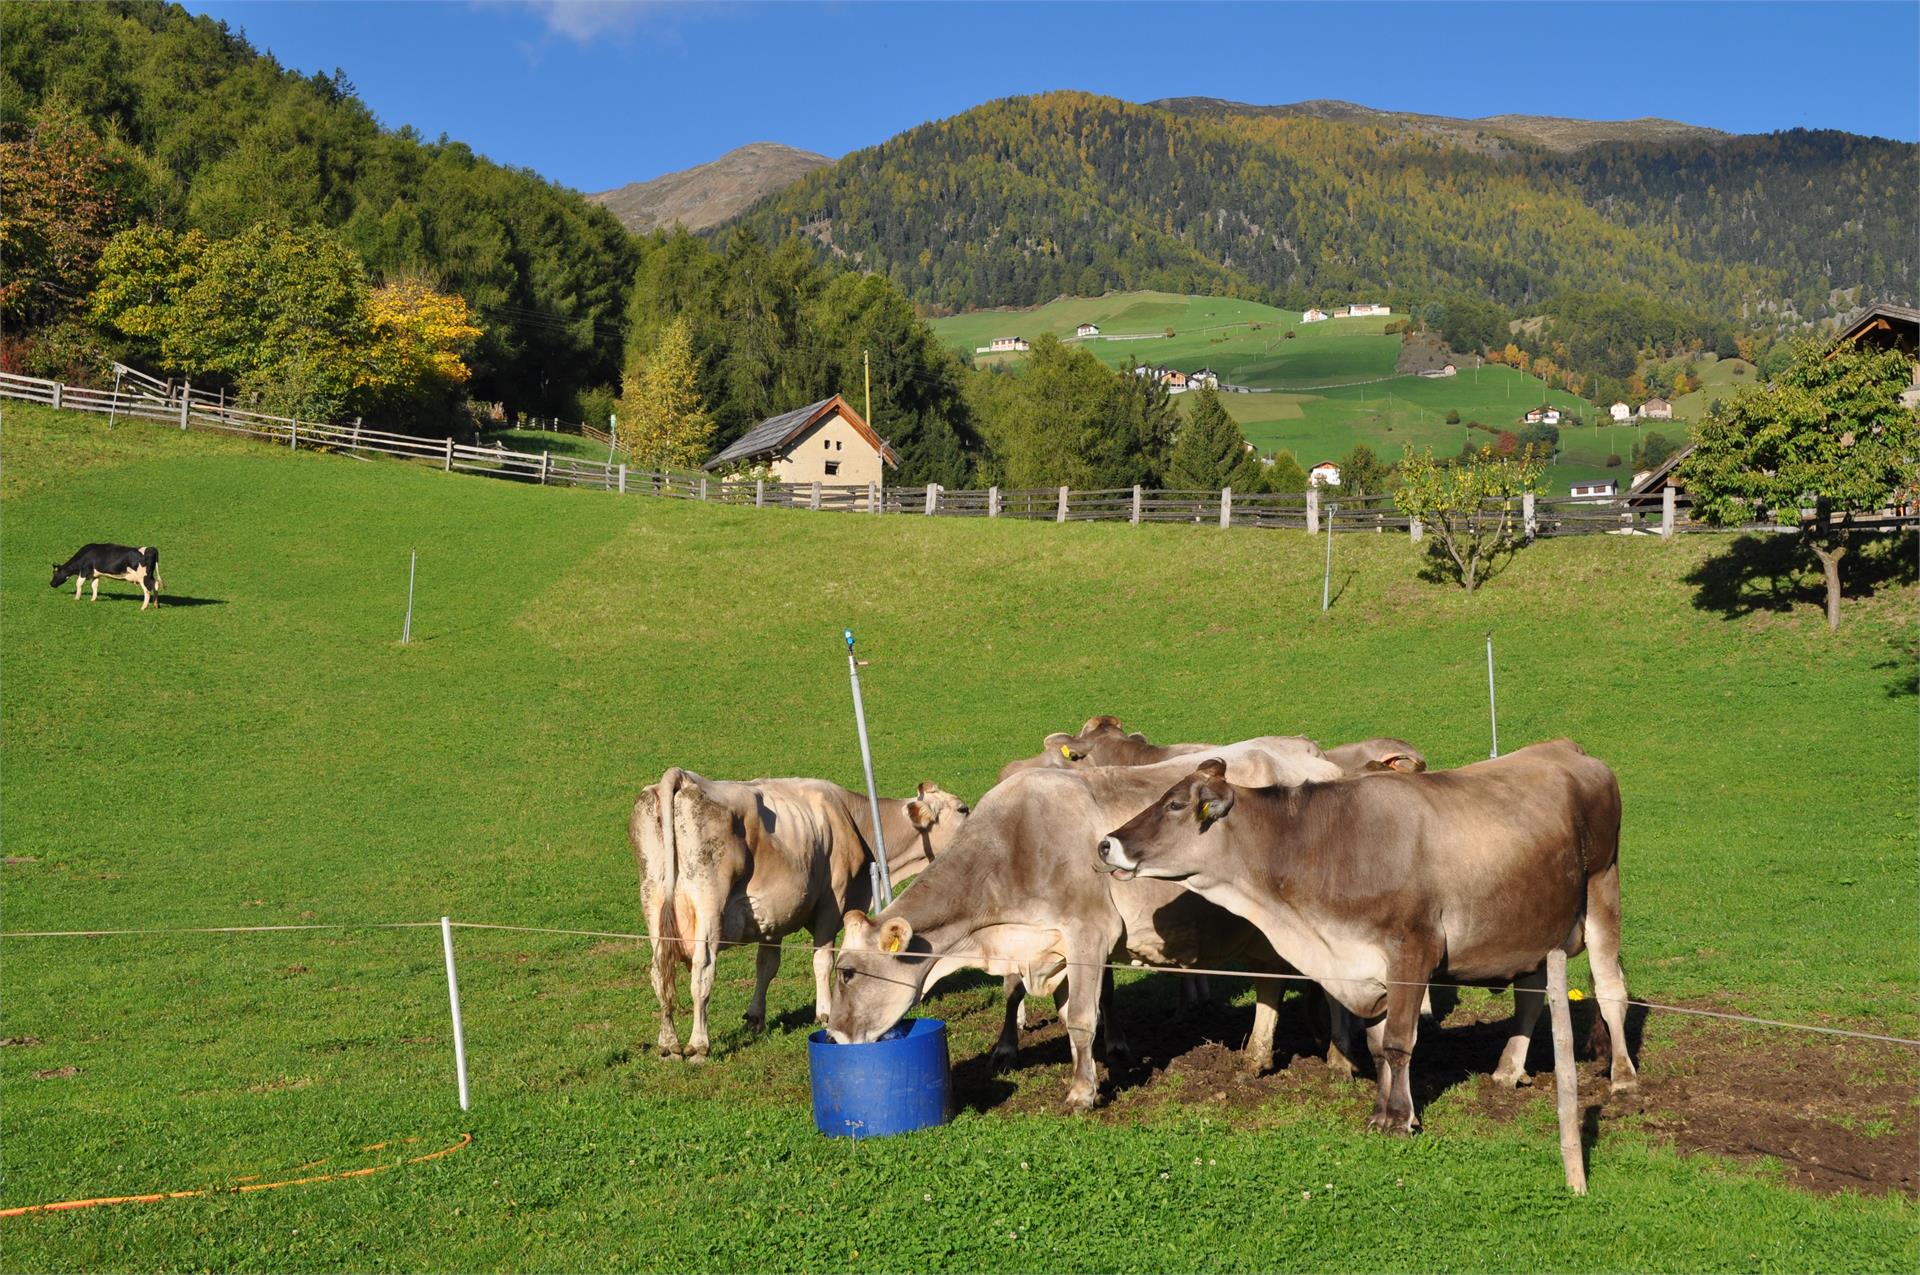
[
  {"left": 932, "top": 293, "right": 1703, "bottom": 493},
  {"left": 2, "top": 403, "right": 1915, "bottom": 1271}
]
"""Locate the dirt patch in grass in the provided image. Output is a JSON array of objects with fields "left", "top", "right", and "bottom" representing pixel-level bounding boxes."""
[{"left": 946, "top": 983, "right": 1918, "bottom": 1198}]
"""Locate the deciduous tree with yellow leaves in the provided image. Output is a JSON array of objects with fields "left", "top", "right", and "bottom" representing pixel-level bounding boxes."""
[{"left": 618, "top": 316, "right": 715, "bottom": 471}]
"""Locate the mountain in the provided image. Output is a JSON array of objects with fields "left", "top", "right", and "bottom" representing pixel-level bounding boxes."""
[
  {"left": 729, "top": 91, "right": 1915, "bottom": 328},
  {"left": 1151, "top": 97, "right": 1727, "bottom": 153},
  {"left": 591, "top": 143, "right": 830, "bottom": 233}
]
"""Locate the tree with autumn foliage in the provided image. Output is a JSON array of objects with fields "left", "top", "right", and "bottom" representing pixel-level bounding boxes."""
[
  {"left": 0, "top": 96, "right": 119, "bottom": 328},
  {"left": 1681, "top": 340, "right": 1917, "bottom": 631},
  {"left": 618, "top": 316, "right": 715, "bottom": 472},
  {"left": 1393, "top": 444, "right": 1547, "bottom": 593},
  {"left": 357, "top": 278, "right": 483, "bottom": 420}
]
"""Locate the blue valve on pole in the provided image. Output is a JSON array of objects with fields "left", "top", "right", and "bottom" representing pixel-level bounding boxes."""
[{"left": 844, "top": 628, "right": 855, "bottom": 652}]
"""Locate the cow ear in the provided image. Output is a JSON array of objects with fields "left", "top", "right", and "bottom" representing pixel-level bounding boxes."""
[
  {"left": 1081, "top": 715, "right": 1122, "bottom": 734},
  {"left": 878, "top": 917, "right": 913, "bottom": 954},
  {"left": 1196, "top": 783, "right": 1235, "bottom": 827},
  {"left": 1195, "top": 758, "right": 1228, "bottom": 780},
  {"left": 1045, "top": 732, "right": 1085, "bottom": 762},
  {"left": 1387, "top": 754, "right": 1424, "bottom": 773},
  {"left": 906, "top": 799, "right": 933, "bottom": 830},
  {"left": 842, "top": 910, "right": 872, "bottom": 947},
  {"left": 917, "top": 780, "right": 937, "bottom": 797}
]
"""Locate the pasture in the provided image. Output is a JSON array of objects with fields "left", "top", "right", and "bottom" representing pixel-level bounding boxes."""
[
  {"left": 2, "top": 402, "right": 1915, "bottom": 1272},
  {"left": 930, "top": 292, "right": 1686, "bottom": 494}
]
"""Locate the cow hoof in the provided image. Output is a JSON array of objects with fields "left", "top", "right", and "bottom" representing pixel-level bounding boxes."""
[
  {"left": 1366, "top": 1112, "right": 1417, "bottom": 1136},
  {"left": 990, "top": 1042, "right": 1018, "bottom": 1072},
  {"left": 743, "top": 1013, "right": 765, "bottom": 1034},
  {"left": 1103, "top": 1042, "right": 1132, "bottom": 1068},
  {"left": 1062, "top": 1089, "right": 1097, "bottom": 1113},
  {"left": 1491, "top": 1068, "right": 1532, "bottom": 1089},
  {"left": 657, "top": 1041, "right": 683, "bottom": 1059},
  {"left": 684, "top": 1051, "right": 709, "bottom": 1066},
  {"left": 1609, "top": 1075, "right": 1639, "bottom": 1097}
]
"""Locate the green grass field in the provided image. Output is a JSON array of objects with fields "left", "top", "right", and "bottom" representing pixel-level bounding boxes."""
[
  {"left": 3, "top": 403, "right": 1915, "bottom": 1271},
  {"left": 931, "top": 293, "right": 1701, "bottom": 494}
]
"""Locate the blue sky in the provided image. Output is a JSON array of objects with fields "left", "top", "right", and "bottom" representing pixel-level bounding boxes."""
[{"left": 190, "top": 1, "right": 1920, "bottom": 193}]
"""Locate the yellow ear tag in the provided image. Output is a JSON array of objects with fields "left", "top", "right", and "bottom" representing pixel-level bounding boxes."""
[
  {"left": 1199, "top": 802, "right": 1211, "bottom": 821},
  {"left": 1061, "top": 744, "right": 1073, "bottom": 759},
  {"left": 1568, "top": 988, "right": 1585, "bottom": 1001},
  {"left": 883, "top": 937, "right": 902, "bottom": 954}
]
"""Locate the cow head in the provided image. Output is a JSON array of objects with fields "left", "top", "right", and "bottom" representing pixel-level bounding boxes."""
[
  {"left": 49, "top": 563, "right": 74, "bottom": 588},
  {"left": 905, "top": 781, "right": 970, "bottom": 859},
  {"left": 827, "top": 909, "right": 930, "bottom": 1044},
  {"left": 1096, "top": 759, "right": 1234, "bottom": 882},
  {"left": 998, "top": 715, "right": 1136, "bottom": 780}
]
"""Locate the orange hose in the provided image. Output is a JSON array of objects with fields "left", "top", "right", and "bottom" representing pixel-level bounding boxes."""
[{"left": 0, "top": 1133, "right": 471, "bottom": 1219}]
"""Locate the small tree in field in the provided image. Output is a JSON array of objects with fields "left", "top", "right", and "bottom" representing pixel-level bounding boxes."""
[
  {"left": 619, "top": 315, "right": 715, "bottom": 471},
  {"left": 1393, "top": 444, "right": 1546, "bottom": 593},
  {"left": 1681, "top": 340, "right": 1917, "bottom": 631},
  {"left": 1167, "top": 388, "right": 1261, "bottom": 490}
]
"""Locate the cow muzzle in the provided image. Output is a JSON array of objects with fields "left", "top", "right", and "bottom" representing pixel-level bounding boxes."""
[{"left": 1097, "top": 836, "right": 1138, "bottom": 881}]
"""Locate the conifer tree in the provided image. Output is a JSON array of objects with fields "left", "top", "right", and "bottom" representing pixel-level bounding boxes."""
[{"left": 1166, "top": 388, "right": 1260, "bottom": 490}]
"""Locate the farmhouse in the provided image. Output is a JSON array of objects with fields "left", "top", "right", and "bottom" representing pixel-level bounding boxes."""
[
  {"left": 703, "top": 395, "right": 897, "bottom": 485},
  {"left": 1189, "top": 368, "right": 1219, "bottom": 389},
  {"left": 1308, "top": 460, "right": 1342, "bottom": 487},
  {"left": 1609, "top": 401, "right": 1632, "bottom": 422},
  {"left": 1833, "top": 301, "right": 1920, "bottom": 408},
  {"left": 979, "top": 336, "right": 1030, "bottom": 354},
  {"left": 1075, "top": 323, "right": 1101, "bottom": 337},
  {"left": 1638, "top": 397, "right": 1673, "bottom": 420},
  {"left": 1570, "top": 480, "right": 1618, "bottom": 500},
  {"left": 1301, "top": 307, "right": 1329, "bottom": 323},
  {"left": 1346, "top": 302, "right": 1392, "bottom": 317},
  {"left": 1523, "top": 404, "right": 1563, "bottom": 426}
]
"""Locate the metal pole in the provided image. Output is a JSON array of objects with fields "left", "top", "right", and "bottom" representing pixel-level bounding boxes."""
[
  {"left": 607, "top": 413, "right": 618, "bottom": 468},
  {"left": 843, "top": 629, "right": 893, "bottom": 909},
  {"left": 402, "top": 550, "right": 416, "bottom": 645},
  {"left": 440, "top": 917, "right": 471, "bottom": 1111},
  {"left": 108, "top": 369, "right": 122, "bottom": 431},
  {"left": 1485, "top": 631, "right": 1499, "bottom": 758},
  {"left": 1322, "top": 504, "right": 1336, "bottom": 611}
]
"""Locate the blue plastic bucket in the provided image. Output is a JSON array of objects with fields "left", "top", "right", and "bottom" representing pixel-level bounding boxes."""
[{"left": 807, "top": 1018, "right": 952, "bottom": 1138}]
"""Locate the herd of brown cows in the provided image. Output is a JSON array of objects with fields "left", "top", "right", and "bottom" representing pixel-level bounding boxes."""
[{"left": 630, "top": 716, "right": 1636, "bottom": 1141}]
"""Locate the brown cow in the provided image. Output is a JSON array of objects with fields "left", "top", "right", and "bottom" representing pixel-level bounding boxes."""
[
  {"left": 830, "top": 744, "right": 1346, "bottom": 1108},
  {"left": 1320, "top": 737, "right": 1427, "bottom": 775},
  {"left": 632, "top": 770, "right": 968, "bottom": 1061},
  {"left": 1096, "top": 740, "right": 1636, "bottom": 1134},
  {"left": 998, "top": 715, "right": 1322, "bottom": 782}
]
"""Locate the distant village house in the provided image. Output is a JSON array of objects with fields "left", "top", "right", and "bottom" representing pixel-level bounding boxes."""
[
  {"left": 1609, "top": 401, "right": 1632, "bottom": 422},
  {"left": 1638, "top": 397, "right": 1673, "bottom": 420},
  {"left": 703, "top": 395, "right": 897, "bottom": 486},
  {"left": 1300, "top": 308, "right": 1329, "bottom": 324},
  {"left": 978, "top": 336, "right": 1030, "bottom": 354},
  {"left": 1569, "top": 480, "right": 1618, "bottom": 500},
  {"left": 1075, "top": 323, "right": 1101, "bottom": 338},
  {"left": 1308, "top": 461, "right": 1342, "bottom": 487},
  {"left": 1523, "top": 405, "right": 1563, "bottom": 426}
]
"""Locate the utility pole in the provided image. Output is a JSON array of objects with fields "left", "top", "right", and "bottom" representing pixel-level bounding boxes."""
[{"left": 864, "top": 350, "right": 872, "bottom": 429}]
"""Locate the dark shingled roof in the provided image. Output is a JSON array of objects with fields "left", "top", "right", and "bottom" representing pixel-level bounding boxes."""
[{"left": 703, "top": 395, "right": 898, "bottom": 471}]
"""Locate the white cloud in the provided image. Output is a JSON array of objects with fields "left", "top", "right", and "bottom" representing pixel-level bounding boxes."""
[{"left": 518, "top": 1, "right": 678, "bottom": 44}]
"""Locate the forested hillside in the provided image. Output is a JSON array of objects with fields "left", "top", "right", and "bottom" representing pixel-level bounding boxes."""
[
  {"left": 0, "top": 0, "right": 635, "bottom": 415},
  {"left": 733, "top": 91, "right": 1915, "bottom": 328}
]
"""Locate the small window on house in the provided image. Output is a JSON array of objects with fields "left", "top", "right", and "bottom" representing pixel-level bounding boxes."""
[
  {"left": 825, "top": 461, "right": 840, "bottom": 477},
  {"left": 825, "top": 438, "right": 831, "bottom": 450},
  {"left": 836, "top": 440, "right": 843, "bottom": 450}
]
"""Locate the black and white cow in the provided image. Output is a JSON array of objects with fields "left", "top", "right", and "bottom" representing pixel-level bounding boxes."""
[{"left": 51, "top": 544, "right": 164, "bottom": 610}]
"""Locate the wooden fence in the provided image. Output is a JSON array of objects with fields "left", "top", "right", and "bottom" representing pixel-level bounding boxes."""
[{"left": 2, "top": 369, "right": 1859, "bottom": 541}]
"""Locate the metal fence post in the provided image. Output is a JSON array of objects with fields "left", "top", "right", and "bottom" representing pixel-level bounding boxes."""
[
  {"left": 755, "top": 479, "right": 765, "bottom": 508},
  {"left": 1131, "top": 485, "right": 1142, "bottom": 525},
  {"left": 440, "top": 917, "right": 471, "bottom": 1111},
  {"left": 1306, "top": 486, "right": 1320, "bottom": 534},
  {"left": 989, "top": 486, "right": 1000, "bottom": 518},
  {"left": 1219, "top": 486, "right": 1232, "bottom": 529},
  {"left": 1056, "top": 486, "right": 1068, "bottom": 523},
  {"left": 1661, "top": 485, "right": 1676, "bottom": 538},
  {"left": 1523, "top": 491, "right": 1537, "bottom": 542}
]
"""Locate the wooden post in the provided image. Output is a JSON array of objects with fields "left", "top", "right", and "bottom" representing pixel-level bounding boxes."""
[
  {"left": 1523, "top": 491, "right": 1537, "bottom": 542},
  {"left": 1306, "top": 486, "right": 1320, "bottom": 534},
  {"left": 700, "top": 476, "right": 710, "bottom": 502},
  {"left": 1410, "top": 516, "right": 1423, "bottom": 544},
  {"left": 810, "top": 481, "right": 821, "bottom": 511},
  {"left": 351, "top": 416, "right": 362, "bottom": 454},
  {"left": 445, "top": 438, "right": 455, "bottom": 472},
  {"left": 1131, "top": 485, "right": 1142, "bottom": 526},
  {"left": 755, "top": 480, "right": 765, "bottom": 508},
  {"left": 179, "top": 382, "right": 191, "bottom": 430},
  {"left": 867, "top": 481, "right": 877, "bottom": 513},
  {"left": 1056, "top": 486, "right": 1068, "bottom": 523},
  {"left": 289, "top": 417, "right": 298, "bottom": 451},
  {"left": 1546, "top": 948, "right": 1588, "bottom": 1195},
  {"left": 924, "top": 483, "right": 938, "bottom": 515},
  {"left": 1219, "top": 486, "right": 1232, "bottom": 529},
  {"left": 1661, "top": 485, "right": 1676, "bottom": 538},
  {"left": 617, "top": 463, "right": 627, "bottom": 494},
  {"left": 540, "top": 451, "right": 550, "bottom": 484},
  {"left": 50, "top": 382, "right": 61, "bottom": 410},
  {"left": 989, "top": 486, "right": 1000, "bottom": 518}
]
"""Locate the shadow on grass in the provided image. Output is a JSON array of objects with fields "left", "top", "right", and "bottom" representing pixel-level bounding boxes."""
[
  {"left": 1413, "top": 540, "right": 1526, "bottom": 592},
  {"left": 97, "top": 593, "right": 226, "bottom": 607},
  {"left": 1684, "top": 531, "right": 1915, "bottom": 621}
]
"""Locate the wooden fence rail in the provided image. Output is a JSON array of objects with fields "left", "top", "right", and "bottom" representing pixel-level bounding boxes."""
[{"left": 9, "top": 370, "right": 1903, "bottom": 541}]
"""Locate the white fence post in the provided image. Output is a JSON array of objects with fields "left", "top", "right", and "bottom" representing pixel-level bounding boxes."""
[
  {"left": 540, "top": 450, "right": 550, "bottom": 484},
  {"left": 1219, "top": 486, "right": 1232, "bottom": 529},
  {"left": 617, "top": 463, "right": 627, "bottom": 494},
  {"left": 440, "top": 917, "right": 471, "bottom": 1112},
  {"left": 50, "top": 382, "right": 61, "bottom": 410},
  {"left": 179, "top": 382, "right": 191, "bottom": 431},
  {"left": 1523, "top": 491, "right": 1537, "bottom": 542},
  {"left": 755, "top": 480, "right": 765, "bottom": 508},
  {"left": 351, "top": 416, "right": 362, "bottom": 454},
  {"left": 445, "top": 438, "right": 455, "bottom": 472},
  {"left": 1410, "top": 516, "right": 1423, "bottom": 544},
  {"left": 1131, "top": 485, "right": 1142, "bottom": 526},
  {"left": 1661, "top": 485, "right": 1676, "bottom": 538},
  {"left": 1306, "top": 486, "right": 1320, "bottom": 534},
  {"left": 924, "top": 483, "right": 938, "bottom": 515},
  {"left": 289, "top": 417, "right": 298, "bottom": 451},
  {"left": 989, "top": 486, "right": 1000, "bottom": 518},
  {"left": 1056, "top": 486, "right": 1069, "bottom": 523}
]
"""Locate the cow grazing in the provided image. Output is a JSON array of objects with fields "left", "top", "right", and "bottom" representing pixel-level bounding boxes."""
[
  {"left": 1321, "top": 737, "right": 1426, "bottom": 775},
  {"left": 1096, "top": 740, "right": 1637, "bottom": 1136},
  {"left": 998, "top": 715, "right": 1322, "bottom": 782},
  {"left": 631, "top": 771, "right": 968, "bottom": 1061},
  {"left": 830, "top": 742, "right": 1346, "bottom": 1109},
  {"left": 51, "top": 544, "right": 163, "bottom": 610}
]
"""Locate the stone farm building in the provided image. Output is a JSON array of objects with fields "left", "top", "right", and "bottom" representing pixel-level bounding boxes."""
[
  {"left": 704, "top": 395, "right": 898, "bottom": 486},
  {"left": 1638, "top": 397, "right": 1673, "bottom": 420}
]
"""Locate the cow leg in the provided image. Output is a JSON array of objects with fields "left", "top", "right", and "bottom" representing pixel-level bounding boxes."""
[
  {"left": 1324, "top": 995, "right": 1361, "bottom": 1079},
  {"left": 648, "top": 938, "right": 684, "bottom": 1059},
  {"left": 1419, "top": 985, "right": 1437, "bottom": 1024},
  {"left": 1365, "top": 980, "right": 1426, "bottom": 1135},
  {"left": 1182, "top": 973, "right": 1212, "bottom": 1012},
  {"left": 74, "top": 575, "right": 84, "bottom": 600},
  {"left": 1097, "top": 966, "right": 1129, "bottom": 1066},
  {"left": 684, "top": 925, "right": 720, "bottom": 1062},
  {"left": 1244, "top": 978, "right": 1280, "bottom": 1075},
  {"left": 139, "top": 579, "right": 153, "bottom": 610},
  {"left": 90, "top": 577, "right": 100, "bottom": 601},
  {"left": 1492, "top": 965, "right": 1547, "bottom": 1087},
  {"left": 1059, "top": 943, "right": 1112, "bottom": 1111},
  {"left": 744, "top": 941, "right": 782, "bottom": 1033},
  {"left": 991, "top": 978, "right": 1026, "bottom": 1071},
  {"left": 809, "top": 922, "right": 837, "bottom": 1025},
  {"left": 1585, "top": 862, "right": 1639, "bottom": 1093}
]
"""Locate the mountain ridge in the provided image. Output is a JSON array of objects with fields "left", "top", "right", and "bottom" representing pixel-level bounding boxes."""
[{"left": 590, "top": 142, "right": 830, "bottom": 233}]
